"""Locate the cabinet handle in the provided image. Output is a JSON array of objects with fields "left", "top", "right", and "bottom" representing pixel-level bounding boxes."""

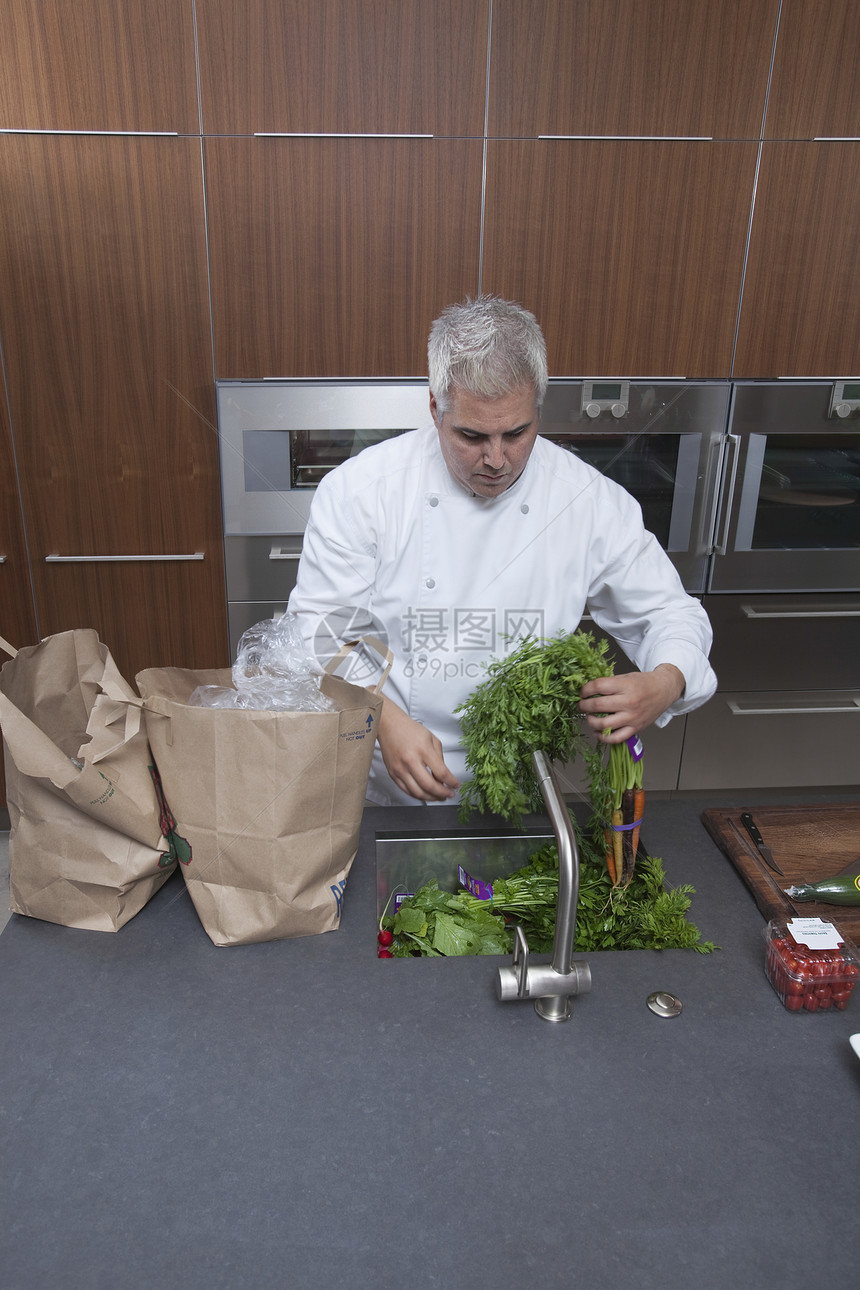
[
  {"left": 741, "top": 605, "right": 860, "bottom": 619},
  {"left": 713, "top": 433, "right": 740, "bottom": 555},
  {"left": 0, "top": 555, "right": 6, "bottom": 563},
  {"left": 268, "top": 548, "right": 301, "bottom": 561},
  {"left": 45, "top": 553, "right": 204, "bottom": 563},
  {"left": 728, "top": 699, "right": 860, "bottom": 716}
]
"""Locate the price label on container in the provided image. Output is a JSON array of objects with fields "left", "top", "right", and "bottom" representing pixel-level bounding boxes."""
[{"left": 787, "top": 917, "right": 844, "bottom": 950}]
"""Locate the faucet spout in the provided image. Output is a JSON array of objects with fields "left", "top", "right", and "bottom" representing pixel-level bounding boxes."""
[{"left": 496, "top": 750, "right": 592, "bottom": 1021}]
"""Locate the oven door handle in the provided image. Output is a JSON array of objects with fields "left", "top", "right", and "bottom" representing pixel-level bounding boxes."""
[
  {"left": 713, "top": 433, "right": 741, "bottom": 556},
  {"left": 268, "top": 547, "right": 302, "bottom": 561}
]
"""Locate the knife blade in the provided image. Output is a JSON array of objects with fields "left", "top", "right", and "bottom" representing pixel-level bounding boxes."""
[{"left": 739, "top": 812, "right": 784, "bottom": 876}]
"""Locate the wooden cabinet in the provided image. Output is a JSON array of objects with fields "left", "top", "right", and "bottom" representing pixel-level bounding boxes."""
[
  {"left": 765, "top": 0, "right": 860, "bottom": 139},
  {"left": 0, "top": 134, "right": 228, "bottom": 682},
  {"left": 205, "top": 136, "right": 484, "bottom": 377},
  {"left": 0, "top": 392, "right": 38, "bottom": 816},
  {"left": 195, "top": 0, "right": 488, "bottom": 136},
  {"left": 0, "top": 0, "right": 198, "bottom": 132},
  {"left": 482, "top": 139, "right": 757, "bottom": 378},
  {"left": 488, "top": 0, "right": 778, "bottom": 139},
  {"left": 733, "top": 142, "right": 860, "bottom": 377}
]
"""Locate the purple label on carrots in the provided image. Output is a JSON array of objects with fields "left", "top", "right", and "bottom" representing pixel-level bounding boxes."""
[
  {"left": 626, "top": 735, "right": 644, "bottom": 761},
  {"left": 458, "top": 865, "right": 493, "bottom": 901}
]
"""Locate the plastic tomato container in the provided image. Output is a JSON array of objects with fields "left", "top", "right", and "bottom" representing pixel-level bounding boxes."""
[{"left": 764, "top": 919, "right": 860, "bottom": 1013}]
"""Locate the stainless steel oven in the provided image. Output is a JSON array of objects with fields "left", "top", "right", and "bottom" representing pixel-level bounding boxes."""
[
  {"left": 539, "top": 380, "right": 729, "bottom": 594},
  {"left": 217, "top": 380, "right": 430, "bottom": 652},
  {"left": 709, "top": 381, "right": 860, "bottom": 593}
]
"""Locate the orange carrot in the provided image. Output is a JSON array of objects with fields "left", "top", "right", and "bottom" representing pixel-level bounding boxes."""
[
  {"left": 631, "top": 787, "right": 645, "bottom": 865},
  {"left": 604, "top": 828, "right": 617, "bottom": 884},
  {"left": 611, "top": 808, "right": 624, "bottom": 886}
]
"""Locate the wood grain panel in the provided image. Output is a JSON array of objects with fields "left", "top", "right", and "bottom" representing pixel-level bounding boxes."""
[
  {"left": 733, "top": 142, "right": 860, "bottom": 377},
  {"left": 0, "top": 393, "right": 39, "bottom": 814},
  {"left": 488, "top": 0, "right": 778, "bottom": 139},
  {"left": 482, "top": 140, "right": 757, "bottom": 379},
  {"left": 766, "top": 0, "right": 860, "bottom": 139},
  {"left": 196, "top": 0, "right": 489, "bottom": 136},
  {"left": 0, "top": 0, "right": 198, "bottom": 132},
  {"left": 31, "top": 562, "right": 229, "bottom": 683},
  {"left": 206, "top": 137, "right": 483, "bottom": 378},
  {"left": 0, "top": 134, "right": 228, "bottom": 671}
]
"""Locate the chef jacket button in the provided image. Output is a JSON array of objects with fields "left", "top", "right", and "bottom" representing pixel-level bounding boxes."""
[
  {"left": 425, "top": 577, "right": 436, "bottom": 589},
  {"left": 428, "top": 494, "right": 439, "bottom": 507},
  {"left": 521, "top": 503, "right": 529, "bottom": 514}
]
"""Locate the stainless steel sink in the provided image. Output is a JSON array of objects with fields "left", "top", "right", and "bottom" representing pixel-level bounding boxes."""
[
  {"left": 375, "top": 753, "right": 593, "bottom": 1022},
  {"left": 375, "top": 827, "right": 553, "bottom": 921}
]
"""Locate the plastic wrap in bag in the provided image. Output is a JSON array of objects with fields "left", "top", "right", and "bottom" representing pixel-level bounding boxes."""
[{"left": 189, "top": 614, "right": 335, "bottom": 712}]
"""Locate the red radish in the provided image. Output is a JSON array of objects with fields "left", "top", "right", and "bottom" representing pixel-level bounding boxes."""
[
  {"left": 378, "top": 949, "right": 393, "bottom": 958},
  {"left": 377, "top": 885, "right": 406, "bottom": 952}
]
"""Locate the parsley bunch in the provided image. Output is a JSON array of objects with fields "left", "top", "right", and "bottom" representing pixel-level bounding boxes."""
[{"left": 455, "top": 629, "right": 615, "bottom": 826}]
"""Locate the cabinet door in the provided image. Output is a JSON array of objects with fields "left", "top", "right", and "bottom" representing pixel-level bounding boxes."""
[
  {"left": 733, "top": 143, "right": 860, "bottom": 377},
  {"left": 206, "top": 137, "right": 483, "bottom": 378},
  {"left": 482, "top": 140, "right": 757, "bottom": 379},
  {"left": 0, "top": 0, "right": 198, "bottom": 132},
  {"left": 488, "top": 0, "right": 778, "bottom": 139},
  {"left": 196, "top": 0, "right": 488, "bottom": 136},
  {"left": 766, "top": 0, "right": 860, "bottom": 139},
  {"left": 0, "top": 134, "right": 228, "bottom": 681}
]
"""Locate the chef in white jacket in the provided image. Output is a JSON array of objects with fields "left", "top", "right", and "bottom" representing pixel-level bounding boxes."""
[{"left": 289, "top": 296, "right": 717, "bottom": 806}]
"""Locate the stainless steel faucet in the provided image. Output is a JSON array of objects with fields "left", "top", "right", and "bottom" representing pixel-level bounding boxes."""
[{"left": 496, "top": 750, "right": 592, "bottom": 1021}]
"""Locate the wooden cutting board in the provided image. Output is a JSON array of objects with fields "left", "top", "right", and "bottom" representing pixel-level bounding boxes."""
[{"left": 701, "top": 804, "right": 860, "bottom": 942}]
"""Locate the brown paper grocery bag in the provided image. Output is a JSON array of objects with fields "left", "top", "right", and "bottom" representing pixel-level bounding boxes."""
[
  {"left": 0, "top": 630, "right": 177, "bottom": 931},
  {"left": 136, "top": 639, "right": 391, "bottom": 947}
]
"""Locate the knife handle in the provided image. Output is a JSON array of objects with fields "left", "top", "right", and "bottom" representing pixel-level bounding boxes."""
[{"left": 740, "top": 812, "right": 764, "bottom": 847}]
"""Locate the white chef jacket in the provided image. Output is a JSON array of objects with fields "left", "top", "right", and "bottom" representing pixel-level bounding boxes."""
[{"left": 288, "top": 424, "right": 717, "bottom": 806}]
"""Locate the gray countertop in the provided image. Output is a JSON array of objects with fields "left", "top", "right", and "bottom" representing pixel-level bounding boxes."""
[{"left": 1, "top": 791, "right": 859, "bottom": 1290}]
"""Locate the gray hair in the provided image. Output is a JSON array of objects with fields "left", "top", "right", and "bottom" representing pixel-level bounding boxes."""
[{"left": 427, "top": 295, "right": 548, "bottom": 412}]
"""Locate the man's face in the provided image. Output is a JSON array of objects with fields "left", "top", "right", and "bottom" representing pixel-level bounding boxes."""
[{"left": 430, "top": 385, "right": 541, "bottom": 499}]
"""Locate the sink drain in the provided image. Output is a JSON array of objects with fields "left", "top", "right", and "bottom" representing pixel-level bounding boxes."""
[{"left": 646, "top": 991, "right": 683, "bottom": 1018}]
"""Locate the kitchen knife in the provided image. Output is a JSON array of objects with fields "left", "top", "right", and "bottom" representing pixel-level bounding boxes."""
[{"left": 739, "top": 812, "right": 784, "bottom": 876}]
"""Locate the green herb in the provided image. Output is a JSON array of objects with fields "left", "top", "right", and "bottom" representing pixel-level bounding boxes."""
[
  {"left": 384, "top": 881, "right": 510, "bottom": 958},
  {"left": 381, "top": 842, "right": 717, "bottom": 958},
  {"left": 455, "top": 630, "right": 615, "bottom": 827}
]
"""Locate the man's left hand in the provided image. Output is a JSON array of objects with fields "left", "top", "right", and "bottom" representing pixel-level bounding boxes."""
[{"left": 578, "top": 664, "right": 686, "bottom": 743}]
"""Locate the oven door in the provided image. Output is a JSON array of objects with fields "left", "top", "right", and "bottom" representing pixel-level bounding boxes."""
[
  {"left": 541, "top": 381, "right": 729, "bottom": 594},
  {"left": 709, "top": 382, "right": 860, "bottom": 593},
  {"left": 217, "top": 379, "right": 430, "bottom": 535}
]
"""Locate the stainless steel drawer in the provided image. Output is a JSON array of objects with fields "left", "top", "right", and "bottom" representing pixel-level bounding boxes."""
[
  {"left": 679, "top": 689, "right": 860, "bottom": 789},
  {"left": 224, "top": 535, "right": 303, "bottom": 603},
  {"left": 227, "top": 600, "right": 292, "bottom": 660},
  {"left": 704, "top": 594, "right": 860, "bottom": 691}
]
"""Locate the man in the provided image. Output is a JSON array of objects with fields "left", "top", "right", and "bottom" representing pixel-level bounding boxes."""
[{"left": 289, "top": 296, "right": 717, "bottom": 805}]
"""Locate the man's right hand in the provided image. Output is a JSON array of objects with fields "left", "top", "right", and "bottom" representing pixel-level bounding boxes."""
[{"left": 377, "top": 698, "right": 460, "bottom": 802}]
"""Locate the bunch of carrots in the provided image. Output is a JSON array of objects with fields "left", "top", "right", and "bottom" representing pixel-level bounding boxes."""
[{"left": 603, "top": 736, "right": 645, "bottom": 886}]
